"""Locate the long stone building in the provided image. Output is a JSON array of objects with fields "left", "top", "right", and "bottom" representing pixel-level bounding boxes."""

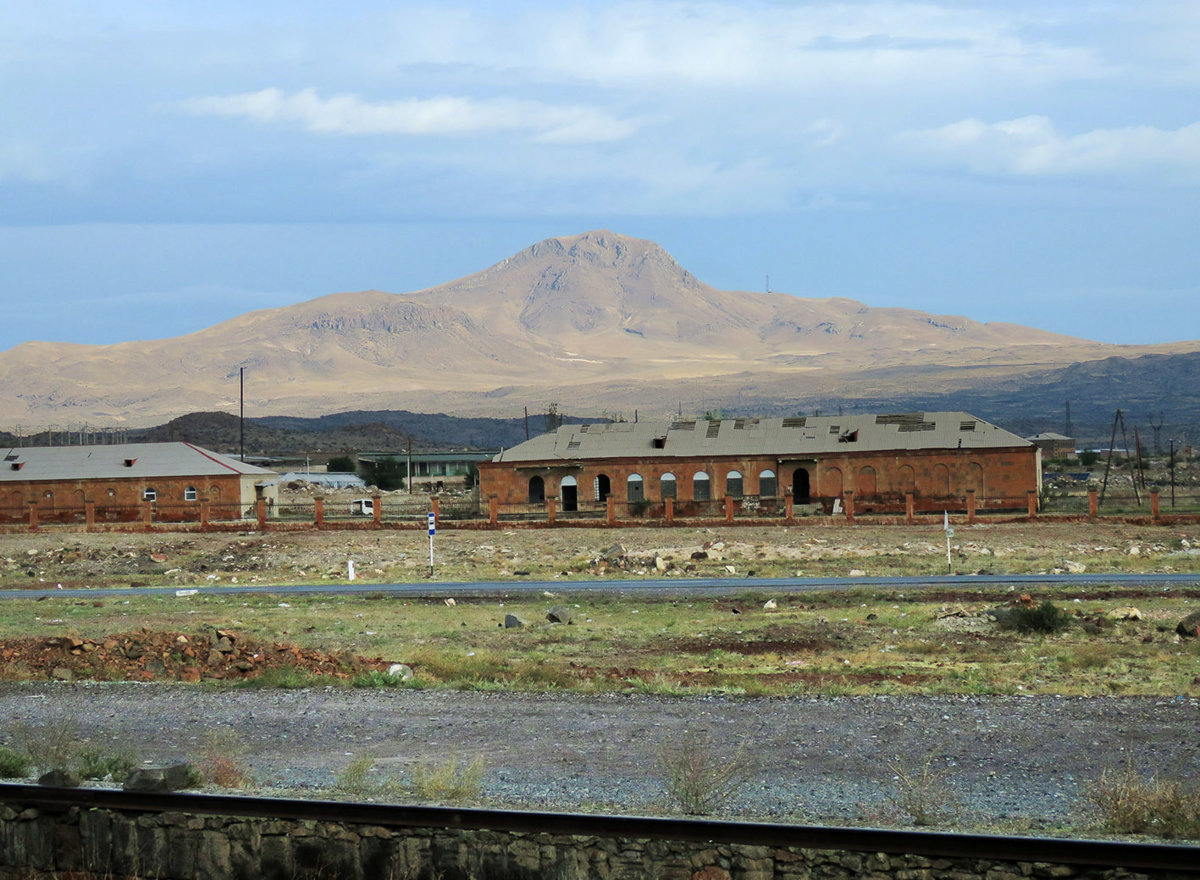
[
  {"left": 1, "top": 442, "right": 279, "bottom": 524},
  {"left": 478, "top": 412, "right": 1040, "bottom": 518}
]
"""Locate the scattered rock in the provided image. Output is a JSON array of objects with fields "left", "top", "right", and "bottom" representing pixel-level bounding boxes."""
[
  {"left": 504, "top": 614, "right": 528, "bottom": 629},
  {"left": 51, "top": 667, "right": 73, "bottom": 682},
  {"left": 690, "top": 551, "right": 708, "bottom": 561},
  {"left": 763, "top": 599, "right": 777, "bottom": 611},
  {"left": 546, "top": 605, "right": 574, "bottom": 625},
  {"left": 600, "top": 543, "right": 626, "bottom": 561},
  {"left": 725, "top": 565, "right": 737, "bottom": 574},
  {"left": 848, "top": 569, "right": 866, "bottom": 577},
  {"left": 386, "top": 663, "right": 414, "bottom": 681},
  {"left": 39, "top": 769, "right": 81, "bottom": 787},
  {"left": 123, "top": 764, "right": 195, "bottom": 793},
  {"left": 655, "top": 556, "right": 667, "bottom": 571},
  {"left": 1106, "top": 607, "right": 1143, "bottom": 621},
  {"left": 444, "top": 598, "right": 456, "bottom": 606},
  {"left": 1063, "top": 560, "right": 1087, "bottom": 573}
]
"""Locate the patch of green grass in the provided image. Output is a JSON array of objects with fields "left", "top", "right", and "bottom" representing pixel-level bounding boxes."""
[
  {"left": 233, "top": 665, "right": 334, "bottom": 689},
  {"left": 0, "top": 746, "right": 31, "bottom": 778},
  {"left": 76, "top": 743, "right": 138, "bottom": 781},
  {"left": 412, "top": 756, "right": 486, "bottom": 804}
]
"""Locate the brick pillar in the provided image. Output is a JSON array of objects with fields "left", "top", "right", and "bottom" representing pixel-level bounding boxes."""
[
  {"left": 1088, "top": 489, "right": 1098, "bottom": 518},
  {"left": 200, "top": 497, "right": 210, "bottom": 529},
  {"left": 724, "top": 495, "right": 734, "bottom": 524},
  {"left": 966, "top": 489, "right": 977, "bottom": 524},
  {"left": 85, "top": 500, "right": 95, "bottom": 532},
  {"left": 1151, "top": 490, "right": 1160, "bottom": 521},
  {"left": 905, "top": 493, "right": 915, "bottom": 524},
  {"left": 844, "top": 491, "right": 855, "bottom": 524},
  {"left": 785, "top": 495, "right": 794, "bottom": 521},
  {"left": 606, "top": 495, "right": 616, "bottom": 525},
  {"left": 488, "top": 495, "right": 499, "bottom": 524},
  {"left": 27, "top": 501, "right": 38, "bottom": 532},
  {"left": 143, "top": 500, "right": 153, "bottom": 527},
  {"left": 1027, "top": 490, "right": 1038, "bottom": 519},
  {"left": 314, "top": 496, "right": 325, "bottom": 527},
  {"left": 256, "top": 498, "right": 267, "bottom": 530},
  {"left": 431, "top": 496, "right": 440, "bottom": 527},
  {"left": 546, "top": 497, "right": 556, "bottom": 525},
  {"left": 373, "top": 495, "right": 383, "bottom": 526},
  {"left": 664, "top": 497, "right": 674, "bottom": 523}
]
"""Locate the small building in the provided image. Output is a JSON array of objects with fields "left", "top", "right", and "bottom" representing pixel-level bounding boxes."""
[
  {"left": 357, "top": 450, "right": 498, "bottom": 490},
  {"left": 479, "top": 412, "right": 1039, "bottom": 517},
  {"left": 1027, "top": 432, "right": 1075, "bottom": 460},
  {"left": 1, "top": 442, "right": 279, "bottom": 524},
  {"left": 278, "top": 471, "right": 367, "bottom": 491}
]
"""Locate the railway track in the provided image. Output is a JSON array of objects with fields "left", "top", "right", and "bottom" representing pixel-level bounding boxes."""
[{"left": 1, "top": 783, "right": 1197, "bottom": 873}]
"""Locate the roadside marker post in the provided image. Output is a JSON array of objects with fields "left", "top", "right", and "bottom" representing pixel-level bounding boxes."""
[
  {"left": 428, "top": 512, "right": 436, "bottom": 577},
  {"left": 943, "top": 510, "right": 954, "bottom": 574}
]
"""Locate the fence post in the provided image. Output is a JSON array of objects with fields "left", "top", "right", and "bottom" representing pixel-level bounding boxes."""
[
  {"left": 966, "top": 489, "right": 977, "bottom": 524},
  {"left": 488, "top": 495, "right": 499, "bottom": 524},
  {"left": 373, "top": 495, "right": 383, "bottom": 526},
  {"left": 905, "top": 492, "right": 915, "bottom": 524},
  {"left": 256, "top": 498, "right": 267, "bottom": 530},
  {"left": 785, "top": 495, "right": 794, "bottom": 521},
  {"left": 314, "top": 496, "right": 325, "bottom": 527},
  {"left": 431, "top": 496, "right": 440, "bottom": 528},
  {"left": 606, "top": 495, "right": 616, "bottom": 526},
  {"left": 85, "top": 500, "right": 95, "bottom": 532},
  {"left": 724, "top": 495, "right": 735, "bottom": 524},
  {"left": 27, "top": 501, "right": 38, "bottom": 532},
  {"left": 1027, "top": 490, "right": 1038, "bottom": 519},
  {"left": 1151, "top": 490, "right": 1160, "bottom": 522},
  {"left": 844, "top": 491, "right": 855, "bottom": 524},
  {"left": 664, "top": 497, "right": 674, "bottom": 523},
  {"left": 200, "top": 497, "right": 210, "bottom": 530},
  {"left": 546, "top": 497, "right": 556, "bottom": 525},
  {"left": 143, "top": 500, "right": 153, "bottom": 529},
  {"left": 1088, "top": 489, "right": 1098, "bottom": 518}
]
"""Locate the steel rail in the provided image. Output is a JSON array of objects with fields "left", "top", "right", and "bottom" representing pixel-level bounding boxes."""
[{"left": 1, "top": 784, "right": 1197, "bottom": 872}]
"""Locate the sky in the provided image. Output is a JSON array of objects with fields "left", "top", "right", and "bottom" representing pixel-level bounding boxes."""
[{"left": 2, "top": 1, "right": 1198, "bottom": 351}]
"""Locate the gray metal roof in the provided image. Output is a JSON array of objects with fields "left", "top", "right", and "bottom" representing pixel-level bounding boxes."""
[
  {"left": 1028, "top": 432, "right": 1073, "bottom": 441},
  {"left": 0, "top": 442, "right": 279, "bottom": 483},
  {"left": 491, "top": 413, "right": 1031, "bottom": 464}
]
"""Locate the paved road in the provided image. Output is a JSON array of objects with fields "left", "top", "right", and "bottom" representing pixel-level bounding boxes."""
[{"left": 1, "top": 571, "right": 1196, "bottom": 600}]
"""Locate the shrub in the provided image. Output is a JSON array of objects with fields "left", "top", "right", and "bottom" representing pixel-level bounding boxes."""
[
  {"left": 1001, "top": 601, "right": 1073, "bottom": 635},
  {"left": 335, "top": 753, "right": 385, "bottom": 797},
  {"left": 8, "top": 720, "right": 82, "bottom": 773},
  {"left": 76, "top": 743, "right": 138, "bottom": 782},
  {"left": 0, "top": 746, "right": 31, "bottom": 778},
  {"left": 197, "top": 731, "right": 253, "bottom": 789},
  {"left": 885, "top": 757, "right": 960, "bottom": 826},
  {"left": 412, "top": 756, "right": 486, "bottom": 803},
  {"left": 1088, "top": 767, "right": 1200, "bottom": 839},
  {"left": 656, "top": 730, "right": 754, "bottom": 816}
]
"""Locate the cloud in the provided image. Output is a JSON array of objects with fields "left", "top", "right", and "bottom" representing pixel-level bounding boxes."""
[
  {"left": 179, "top": 88, "right": 635, "bottom": 144},
  {"left": 898, "top": 115, "right": 1200, "bottom": 177}
]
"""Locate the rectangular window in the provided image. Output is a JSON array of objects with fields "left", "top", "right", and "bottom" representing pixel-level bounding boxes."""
[
  {"left": 759, "top": 477, "right": 777, "bottom": 497},
  {"left": 184, "top": 487, "right": 198, "bottom": 501},
  {"left": 660, "top": 479, "right": 676, "bottom": 500},
  {"left": 726, "top": 476, "right": 743, "bottom": 498},
  {"left": 694, "top": 480, "right": 711, "bottom": 501}
]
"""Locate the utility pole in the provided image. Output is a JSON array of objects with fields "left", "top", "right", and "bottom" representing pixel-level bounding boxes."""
[
  {"left": 1170, "top": 439, "right": 1177, "bottom": 508},
  {"left": 524, "top": 406, "right": 529, "bottom": 440},
  {"left": 1064, "top": 400, "right": 1072, "bottom": 437},
  {"left": 1149, "top": 411, "right": 1165, "bottom": 455},
  {"left": 239, "top": 367, "right": 245, "bottom": 462},
  {"left": 407, "top": 437, "right": 413, "bottom": 496}
]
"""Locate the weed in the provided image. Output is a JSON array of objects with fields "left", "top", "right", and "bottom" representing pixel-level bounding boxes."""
[
  {"left": 0, "top": 745, "right": 31, "bottom": 778},
  {"left": 196, "top": 730, "right": 253, "bottom": 788},
  {"left": 884, "top": 756, "right": 960, "bottom": 826},
  {"left": 8, "top": 719, "right": 82, "bottom": 773},
  {"left": 1001, "top": 602, "right": 1073, "bottom": 635},
  {"left": 76, "top": 743, "right": 138, "bottom": 782},
  {"left": 656, "top": 730, "right": 754, "bottom": 816},
  {"left": 1087, "top": 766, "right": 1200, "bottom": 839},
  {"left": 351, "top": 670, "right": 414, "bottom": 688},
  {"left": 412, "top": 756, "right": 486, "bottom": 803},
  {"left": 234, "top": 664, "right": 332, "bottom": 689},
  {"left": 336, "top": 753, "right": 387, "bottom": 797}
]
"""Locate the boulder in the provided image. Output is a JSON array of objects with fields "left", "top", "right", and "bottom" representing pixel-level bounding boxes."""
[
  {"left": 690, "top": 551, "right": 708, "bottom": 561},
  {"left": 1106, "top": 607, "right": 1143, "bottom": 621},
  {"left": 763, "top": 599, "right": 778, "bottom": 611},
  {"left": 504, "top": 614, "right": 528, "bottom": 629},
  {"left": 1064, "top": 560, "right": 1087, "bottom": 573},
  {"left": 546, "top": 605, "right": 574, "bottom": 625},
  {"left": 51, "top": 667, "right": 73, "bottom": 682},
  {"left": 600, "top": 543, "right": 626, "bottom": 561},
  {"left": 123, "top": 763, "right": 196, "bottom": 792},
  {"left": 386, "top": 663, "right": 414, "bottom": 681},
  {"left": 39, "top": 769, "right": 81, "bottom": 788},
  {"left": 1177, "top": 611, "right": 1200, "bottom": 638}
]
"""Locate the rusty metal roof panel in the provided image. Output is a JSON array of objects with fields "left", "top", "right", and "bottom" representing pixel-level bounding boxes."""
[{"left": 491, "top": 412, "right": 1030, "bottom": 463}]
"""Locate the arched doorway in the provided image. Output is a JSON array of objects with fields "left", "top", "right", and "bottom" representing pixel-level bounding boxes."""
[
  {"left": 792, "top": 469, "right": 811, "bottom": 502},
  {"left": 528, "top": 475, "right": 545, "bottom": 504},
  {"left": 595, "top": 473, "right": 611, "bottom": 502},
  {"left": 857, "top": 466, "right": 877, "bottom": 498},
  {"left": 933, "top": 463, "right": 950, "bottom": 496},
  {"left": 560, "top": 475, "right": 578, "bottom": 511}
]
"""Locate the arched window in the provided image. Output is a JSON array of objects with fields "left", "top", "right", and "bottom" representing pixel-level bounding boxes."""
[
  {"left": 693, "top": 471, "right": 711, "bottom": 501},
  {"left": 857, "top": 466, "right": 877, "bottom": 497},
  {"left": 897, "top": 465, "right": 916, "bottom": 493},
  {"left": 528, "top": 476, "right": 545, "bottom": 503},
  {"left": 184, "top": 486, "right": 198, "bottom": 502},
  {"left": 968, "top": 462, "right": 984, "bottom": 496},
  {"left": 627, "top": 474, "right": 644, "bottom": 502},
  {"left": 759, "top": 469, "right": 777, "bottom": 497},
  {"left": 725, "top": 470, "right": 743, "bottom": 498},
  {"left": 932, "top": 463, "right": 950, "bottom": 495},
  {"left": 660, "top": 473, "right": 677, "bottom": 500}
]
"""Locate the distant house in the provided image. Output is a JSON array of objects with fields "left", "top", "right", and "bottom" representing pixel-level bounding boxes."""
[
  {"left": 1, "top": 442, "right": 278, "bottom": 524},
  {"left": 278, "top": 471, "right": 367, "bottom": 491},
  {"left": 1027, "top": 432, "right": 1075, "bottom": 460},
  {"left": 357, "top": 451, "right": 498, "bottom": 489},
  {"left": 480, "top": 412, "right": 1039, "bottom": 517}
]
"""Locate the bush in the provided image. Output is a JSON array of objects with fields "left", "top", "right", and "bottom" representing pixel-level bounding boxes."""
[
  {"left": 76, "top": 743, "right": 138, "bottom": 782},
  {"left": 8, "top": 720, "right": 82, "bottom": 773},
  {"left": 197, "top": 731, "right": 253, "bottom": 789},
  {"left": 1002, "top": 601, "right": 1073, "bottom": 634},
  {"left": 1080, "top": 451, "right": 1101, "bottom": 467},
  {"left": 326, "top": 455, "right": 357, "bottom": 473},
  {"left": 1088, "top": 767, "right": 1200, "bottom": 838},
  {"left": 412, "top": 756, "right": 485, "bottom": 804},
  {"left": 656, "top": 730, "right": 754, "bottom": 815},
  {"left": 0, "top": 746, "right": 31, "bottom": 778},
  {"left": 885, "top": 757, "right": 960, "bottom": 826}
]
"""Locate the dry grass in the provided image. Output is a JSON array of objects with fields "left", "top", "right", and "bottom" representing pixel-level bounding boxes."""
[
  {"left": 1087, "top": 766, "right": 1200, "bottom": 839},
  {"left": 656, "top": 730, "right": 755, "bottom": 815},
  {"left": 884, "top": 755, "right": 960, "bottom": 826},
  {"left": 196, "top": 730, "right": 254, "bottom": 789},
  {"left": 412, "top": 756, "right": 486, "bottom": 803}
]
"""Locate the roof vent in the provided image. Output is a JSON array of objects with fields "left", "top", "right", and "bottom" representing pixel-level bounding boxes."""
[
  {"left": 838, "top": 430, "right": 859, "bottom": 443},
  {"left": 652, "top": 436, "right": 667, "bottom": 449},
  {"left": 10, "top": 462, "right": 23, "bottom": 471},
  {"left": 781, "top": 418, "right": 807, "bottom": 428},
  {"left": 960, "top": 420, "right": 977, "bottom": 432},
  {"left": 3, "top": 453, "right": 17, "bottom": 462},
  {"left": 578, "top": 425, "right": 589, "bottom": 434},
  {"left": 124, "top": 458, "right": 137, "bottom": 467},
  {"left": 566, "top": 440, "right": 581, "bottom": 451},
  {"left": 829, "top": 425, "right": 840, "bottom": 434},
  {"left": 705, "top": 422, "right": 721, "bottom": 439},
  {"left": 733, "top": 419, "right": 746, "bottom": 429},
  {"left": 669, "top": 420, "right": 696, "bottom": 431}
]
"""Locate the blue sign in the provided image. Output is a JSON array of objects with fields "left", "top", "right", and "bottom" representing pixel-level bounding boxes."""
[{"left": 428, "top": 512, "right": 436, "bottom": 536}]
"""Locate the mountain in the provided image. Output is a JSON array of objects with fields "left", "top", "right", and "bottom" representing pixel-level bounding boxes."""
[{"left": 2, "top": 230, "right": 1197, "bottom": 427}]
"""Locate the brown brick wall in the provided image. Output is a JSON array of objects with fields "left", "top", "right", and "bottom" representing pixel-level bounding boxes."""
[
  {"left": 479, "top": 446, "right": 1038, "bottom": 515},
  {"left": 0, "top": 475, "right": 267, "bottom": 523}
]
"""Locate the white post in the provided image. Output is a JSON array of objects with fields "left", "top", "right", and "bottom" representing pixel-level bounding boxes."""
[
  {"left": 427, "top": 511, "right": 436, "bottom": 576},
  {"left": 347, "top": 559, "right": 356, "bottom": 581},
  {"left": 943, "top": 510, "right": 953, "bottom": 574}
]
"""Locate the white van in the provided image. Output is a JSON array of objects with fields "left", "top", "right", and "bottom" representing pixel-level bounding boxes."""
[{"left": 350, "top": 498, "right": 375, "bottom": 516}]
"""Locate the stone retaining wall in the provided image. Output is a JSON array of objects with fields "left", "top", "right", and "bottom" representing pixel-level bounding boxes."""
[{"left": 0, "top": 804, "right": 1173, "bottom": 880}]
